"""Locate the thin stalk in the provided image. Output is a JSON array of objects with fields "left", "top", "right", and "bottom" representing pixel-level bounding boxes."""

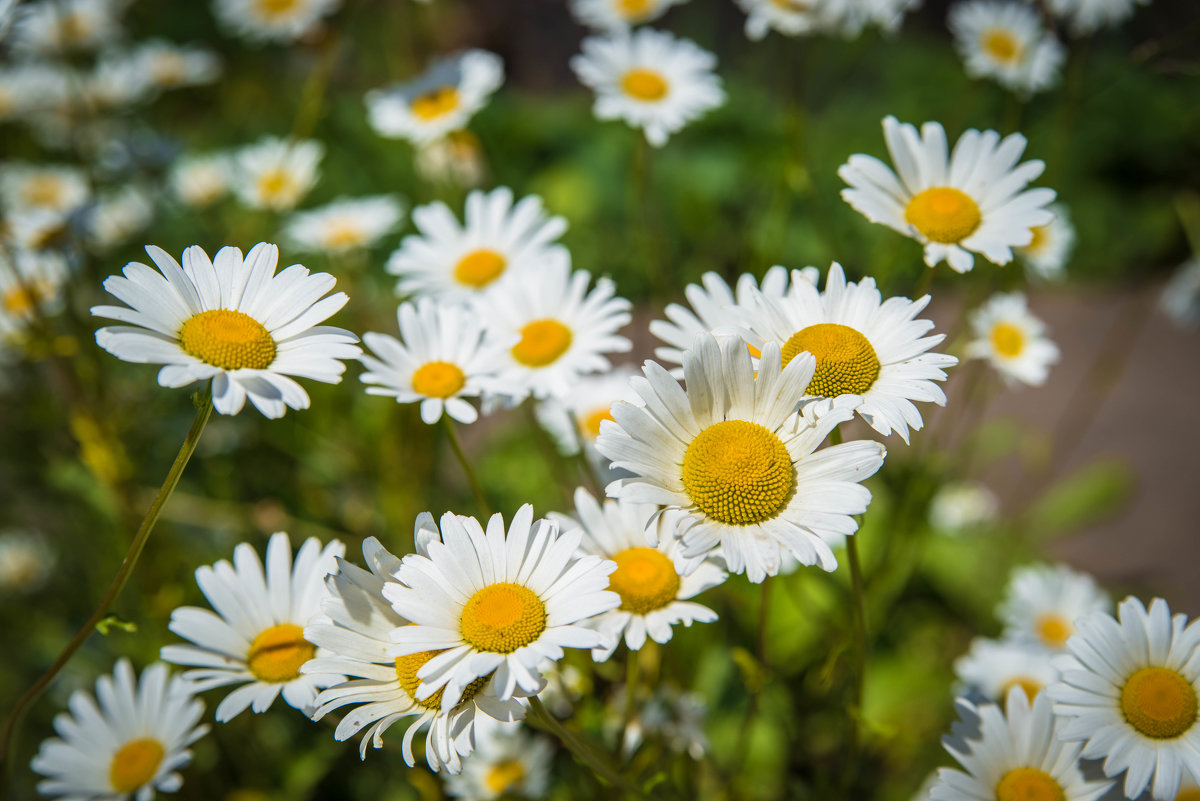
[
  {"left": 0, "top": 392, "right": 213, "bottom": 777},
  {"left": 441, "top": 416, "right": 491, "bottom": 517},
  {"left": 623, "top": 648, "right": 639, "bottom": 742},
  {"left": 526, "top": 697, "right": 647, "bottom": 798}
]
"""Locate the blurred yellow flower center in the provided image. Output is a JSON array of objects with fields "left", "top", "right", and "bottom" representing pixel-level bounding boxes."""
[
  {"left": 905, "top": 187, "right": 982, "bottom": 244},
  {"left": 257, "top": 0, "right": 299, "bottom": 17},
  {"left": 461, "top": 582, "right": 547, "bottom": 653},
  {"left": 610, "top": 547, "right": 680, "bottom": 614},
  {"left": 990, "top": 322, "right": 1025, "bottom": 358},
  {"left": 454, "top": 248, "right": 507, "bottom": 288},
  {"left": 411, "top": 86, "right": 461, "bottom": 120},
  {"left": 179, "top": 309, "right": 277, "bottom": 370},
  {"left": 1121, "top": 666, "right": 1198, "bottom": 739},
  {"left": 322, "top": 220, "right": 367, "bottom": 249},
  {"left": 22, "top": 176, "right": 65, "bottom": 208},
  {"left": 3, "top": 286, "right": 36, "bottom": 316},
  {"left": 782, "top": 323, "right": 881, "bottom": 397},
  {"left": 256, "top": 168, "right": 297, "bottom": 203},
  {"left": 981, "top": 28, "right": 1022, "bottom": 65},
  {"left": 771, "top": 0, "right": 813, "bottom": 9},
  {"left": 622, "top": 69, "right": 668, "bottom": 101},
  {"left": 1035, "top": 613, "right": 1073, "bottom": 648},
  {"left": 109, "top": 737, "right": 165, "bottom": 793},
  {"left": 247, "top": 623, "right": 314, "bottom": 682},
  {"left": 485, "top": 759, "right": 527, "bottom": 794},
  {"left": 582, "top": 406, "right": 614, "bottom": 440},
  {"left": 59, "top": 12, "right": 90, "bottom": 45},
  {"left": 995, "top": 768, "right": 1064, "bottom": 801},
  {"left": 1025, "top": 223, "right": 1049, "bottom": 253},
  {"left": 394, "top": 649, "right": 488, "bottom": 709},
  {"left": 512, "top": 319, "right": 572, "bottom": 367},
  {"left": 1175, "top": 791, "right": 1200, "bottom": 801},
  {"left": 682, "top": 420, "right": 795, "bottom": 526},
  {"left": 616, "top": 0, "right": 652, "bottom": 18},
  {"left": 412, "top": 360, "right": 466, "bottom": 398},
  {"left": 1000, "top": 676, "right": 1044, "bottom": 703},
  {"left": 151, "top": 54, "right": 188, "bottom": 86}
]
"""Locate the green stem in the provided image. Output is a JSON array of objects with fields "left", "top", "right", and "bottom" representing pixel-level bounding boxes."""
[
  {"left": 623, "top": 648, "right": 639, "bottom": 739},
  {"left": 441, "top": 415, "right": 491, "bottom": 517},
  {"left": 0, "top": 391, "right": 213, "bottom": 777},
  {"left": 526, "top": 697, "right": 646, "bottom": 798}
]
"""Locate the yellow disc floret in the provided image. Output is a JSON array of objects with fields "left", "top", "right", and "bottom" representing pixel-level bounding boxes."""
[
  {"left": 1000, "top": 676, "right": 1044, "bottom": 703},
  {"left": 247, "top": 623, "right": 315, "bottom": 683},
  {"left": 782, "top": 323, "right": 881, "bottom": 397},
  {"left": 460, "top": 583, "right": 548, "bottom": 654},
  {"left": 990, "top": 322, "right": 1025, "bottom": 358},
  {"left": 905, "top": 187, "right": 983, "bottom": 244},
  {"left": 609, "top": 547, "right": 680, "bottom": 614},
  {"left": 485, "top": 760, "right": 527, "bottom": 795},
  {"left": 681, "top": 420, "right": 795, "bottom": 526},
  {"left": 256, "top": 169, "right": 297, "bottom": 205},
  {"left": 109, "top": 738, "right": 165, "bottom": 793},
  {"left": 412, "top": 360, "right": 466, "bottom": 398},
  {"left": 1121, "top": 666, "right": 1199, "bottom": 739},
  {"left": 257, "top": 0, "right": 300, "bottom": 17},
  {"left": 512, "top": 319, "right": 572, "bottom": 367},
  {"left": 981, "top": 28, "right": 1022, "bottom": 65},
  {"left": 453, "top": 249, "right": 507, "bottom": 288},
  {"left": 394, "top": 649, "right": 488, "bottom": 710},
  {"left": 621, "top": 69, "right": 669, "bottom": 101},
  {"left": 179, "top": 309, "right": 277, "bottom": 370},
  {"left": 411, "top": 86, "right": 461, "bottom": 121},
  {"left": 1034, "top": 613, "right": 1072, "bottom": 648},
  {"left": 995, "top": 768, "right": 1065, "bottom": 801},
  {"left": 581, "top": 407, "right": 614, "bottom": 440}
]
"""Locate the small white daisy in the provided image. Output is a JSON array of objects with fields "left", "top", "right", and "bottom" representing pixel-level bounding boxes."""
[
  {"left": 949, "top": 0, "right": 1066, "bottom": 96},
  {"left": 31, "top": 660, "right": 208, "bottom": 801},
  {"left": 213, "top": 0, "right": 341, "bottom": 42},
  {"left": 233, "top": 136, "right": 323, "bottom": 212},
  {"left": 366, "top": 50, "right": 503, "bottom": 147},
  {"left": 283, "top": 195, "right": 405, "bottom": 254},
  {"left": 624, "top": 685, "right": 709, "bottom": 760},
  {"left": 0, "top": 529, "right": 54, "bottom": 593},
  {"left": 930, "top": 688, "right": 1111, "bottom": 801},
  {"left": 9, "top": 0, "right": 127, "bottom": 54},
  {"left": 161, "top": 532, "right": 345, "bottom": 722},
  {"left": 415, "top": 130, "right": 488, "bottom": 188},
  {"left": 86, "top": 185, "right": 154, "bottom": 252},
  {"left": 839, "top": 115, "right": 1057, "bottom": 273},
  {"left": 0, "top": 64, "right": 71, "bottom": 123},
  {"left": 569, "top": 0, "right": 688, "bottom": 31},
  {"left": 551, "top": 487, "right": 726, "bottom": 660},
  {"left": 91, "top": 242, "right": 361, "bottom": 418},
  {"left": 386, "top": 187, "right": 567, "bottom": 301},
  {"left": 1018, "top": 202, "right": 1075, "bottom": 281},
  {"left": 132, "top": 40, "right": 222, "bottom": 91},
  {"left": 998, "top": 563, "right": 1111, "bottom": 651},
  {"left": 386, "top": 504, "right": 620, "bottom": 708},
  {"left": 595, "top": 332, "right": 887, "bottom": 582},
  {"left": 0, "top": 162, "right": 89, "bottom": 217},
  {"left": 734, "top": 0, "right": 827, "bottom": 41},
  {"left": 87, "top": 52, "right": 154, "bottom": 109},
  {"left": 534, "top": 365, "right": 641, "bottom": 460},
  {"left": 0, "top": 246, "right": 68, "bottom": 345},
  {"left": 927, "top": 481, "right": 999, "bottom": 534},
  {"left": 1050, "top": 597, "right": 1200, "bottom": 801},
  {"left": 954, "top": 636, "right": 1061, "bottom": 703},
  {"left": 571, "top": 28, "right": 725, "bottom": 147},
  {"left": 964, "top": 291, "right": 1060, "bottom": 387},
  {"left": 170, "top": 153, "right": 233, "bottom": 208},
  {"left": 1047, "top": 0, "right": 1149, "bottom": 36},
  {"left": 443, "top": 718, "right": 554, "bottom": 799}
]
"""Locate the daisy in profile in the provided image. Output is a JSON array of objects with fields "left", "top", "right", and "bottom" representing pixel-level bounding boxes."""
[
  {"left": 0, "top": 163, "right": 89, "bottom": 217},
  {"left": 571, "top": 28, "right": 725, "bottom": 147},
  {"left": 839, "top": 116, "right": 1056, "bottom": 273},
  {"left": 170, "top": 153, "right": 233, "bottom": 208},
  {"left": 386, "top": 187, "right": 567, "bottom": 301},
  {"left": 927, "top": 481, "right": 999, "bottom": 534},
  {"left": 358, "top": 298, "right": 515, "bottom": 425},
  {"left": 1050, "top": 597, "right": 1200, "bottom": 800},
  {"left": 930, "top": 688, "right": 1111, "bottom": 801},
  {"left": 998, "top": 563, "right": 1110, "bottom": 651},
  {"left": 1047, "top": 0, "right": 1149, "bottom": 36},
  {"left": 91, "top": 242, "right": 360, "bottom": 418},
  {"left": 303, "top": 535, "right": 528, "bottom": 771},
  {"left": 86, "top": 185, "right": 154, "bottom": 252},
  {"left": 386, "top": 505, "right": 620, "bottom": 709},
  {"left": 964, "top": 292, "right": 1059, "bottom": 387},
  {"left": 415, "top": 130, "right": 487, "bottom": 188},
  {"left": 366, "top": 50, "right": 503, "bottom": 147},
  {"left": 443, "top": 718, "right": 553, "bottom": 799},
  {"left": 954, "top": 637, "right": 1060, "bottom": 703},
  {"left": 31, "top": 660, "right": 208, "bottom": 801},
  {"left": 161, "top": 532, "right": 344, "bottom": 722},
  {"left": 9, "top": 0, "right": 127, "bottom": 54},
  {"left": 479, "top": 259, "right": 632, "bottom": 401},
  {"left": 596, "top": 332, "right": 886, "bottom": 582},
  {"left": 284, "top": 195, "right": 405, "bottom": 254},
  {"left": 1018, "top": 202, "right": 1074, "bottom": 281},
  {"left": 569, "top": 0, "right": 687, "bottom": 31},
  {"left": 534, "top": 365, "right": 641, "bottom": 462},
  {"left": 949, "top": 0, "right": 1065, "bottom": 97},
  {"left": 551, "top": 488, "right": 726, "bottom": 659},
  {"left": 233, "top": 137, "right": 323, "bottom": 211},
  {"left": 132, "top": 40, "right": 222, "bottom": 91},
  {"left": 213, "top": 0, "right": 341, "bottom": 42},
  {"left": 0, "top": 65, "right": 71, "bottom": 124},
  {"left": 742, "top": 262, "right": 958, "bottom": 442},
  {"left": 733, "top": 0, "right": 826, "bottom": 41}
]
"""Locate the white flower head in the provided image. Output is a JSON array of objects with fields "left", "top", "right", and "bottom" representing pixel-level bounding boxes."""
[
  {"left": 1047, "top": 0, "right": 1149, "bottom": 36},
  {"left": 954, "top": 637, "right": 1061, "bottom": 703},
  {"left": 86, "top": 185, "right": 154, "bottom": 252},
  {"left": 927, "top": 481, "right": 999, "bottom": 534},
  {"left": 9, "top": 0, "right": 128, "bottom": 54},
  {"left": 0, "top": 246, "right": 69, "bottom": 345},
  {"left": 569, "top": 0, "right": 688, "bottom": 31},
  {"left": 233, "top": 136, "right": 323, "bottom": 211},
  {"left": 132, "top": 39, "right": 222, "bottom": 90},
  {"left": 949, "top": 0, "right": 1066, "bottom": 97},
  {"left": 998, "top": 563, "right": 1111, "bottom": 651},
  {"left": 170, "top": 153, "right": 233, "bottom": 208},
  {"left": 1018, "top": 202, "right": 1074, "bottom": 281},
  {"left": 213, "top": 0, "right": 341, "bottom": 42},
  {"left": 0, "top": 162, "right": 89, "bottom": 218},
  {"left": 415, "top": 130, "right": 488, "bottom": 188},
  {"left": 0, "top": 65, "right": 72, "bottom": 123},
  {"left": 0, "top": 529, "right": 54, "bottom": 593},
  {"left": 284, "top": 195, "right": 405, "bottom": 254},
  {"left": 964, "top": 291, "right": 1060, "bottom": 386},
  {"left": 534, "top": 365, "right": 642, "bottom": 459},
  {"left": 443, "top": 717, "right": 554, "bottom": 799}
]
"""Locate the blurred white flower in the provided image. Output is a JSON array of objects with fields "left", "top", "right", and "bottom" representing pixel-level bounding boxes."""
[
  {"left": 233, "top": 136, "right": 323, "bottom": 211},
  {"left": 0, "top": 530, "right": 54, "bottom": 593},
  {"left": 170, "top": 153, "right": 233, "bottom": 208},
  {"left": 213, "top": 0, "right": 341, "bottom": 42},
  {"left": 1046, "top": 0, "right": 1149, "bottom": 36},
  {"left": 1018, "top": 203, "right": 1075, "bottom": 281},
  {"left": 9, "top": 0, "right": 128, "bottom": 55},
  {"left": 965, "top": 292, "right": 1060, "bottom": 386},
  {"left": 928, "top": 481, "right": 999, "bottom": 534},
  {"left": 283, "top": 194, "right": 405, "bottom": 254},
  {"left": 133, "top": 39, "right": 222, "bottom": 90},
  {"left": 86, "top": 185, "right": 153, "bottom": 252},
  {"left": 0, "top": 163, "right": 89, "bottom": 217},
  {"left": 569, "top": 0, "right": 688, "bottom": 31},
  {"left": 415, "top": 130, "right": 487, "bottom": 188},
  {"left": 443, "top": 718, "right": 553, "bottom": 800},
  {"left": 949, "top": 0, "right": 1066, "bottom": 97}
]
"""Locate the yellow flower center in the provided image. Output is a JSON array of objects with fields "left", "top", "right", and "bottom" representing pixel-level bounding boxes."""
[
  {"left": 681, "top": 420, "right": 795, "bottom": 526},
  {"left": 904, "top": 187, "right": 982, "bottom": 244},
  {"left": 485, "top": 759, "right": 527, "bottom": 795},
  {"left": 257, "top": 0, "right": 299, "bottom": 18},
  {"left": 995, "top": 768, "right": 1065, "bottom": 801},
  {"left": 1035, "top": 613, "right": 1072, "bottom": 648},
  {"left": 151, "top": 54, "right": 188, "bottom": 86},
  {"left": 512, "top": 319, "right": 572, "bottom": 367},
  {"left": 782, "top": 323, "right": 881, "bottom": 397},
  {"left": 59, "top": 12, "right": 90, "bottom": 45},
  {"left": 581, "top": 406, "right": 614, "bottom": 440},
  {"left": 981, "top": 28, "right": 1022, "bottom": 65},
  {"left": 770, "top": 0, "right": 813, "bottom": 9},
  {"left": 246, "top": 623, "right": 315, "bottom": 683},
  {"left": 1024, "top": 223, "right": 1049, "bottom": 254},
  {"left": 1175, "top": 790, "right": 1200, "bottom": 801},
  {"left": 460, "top": 583, "right": 547, "bottom": 653},
  {"left": 22, "top": 176, "right": 65, "bottom": 208},
  {"left": 178, "top": 309, "right": 277, "bottom": 371},
  {"left": 1000, "top": 676, "right": 1044, "bottom": 703},
  {"left": 411, "top": 86, "right": 461, "bottom": 121},
  {"left": 394, "top": 649, "right": 488, "bottom": 710},
  {"left": 3, "top": 285, "right": 36, "bottom": 316},
  {"left": 609, "top": 547, "right": 680, "bottom": 615},
  {"left": 109, "top": 737, "right": 165, "bottom": 793},
  {"left": 411, "top": 360, "right": 466, "bottom": 399},
  {"left": 256, "top": 168, "right": 297, "bottom": 204},
  {"left": 321, "top": 220, "right": 367, "bottom": 250},
  {"left": 453, "top": 248, "right": 507, "bottom": 289},
  {"left": 621, "top": 69, "right": 669, "bottom": 101},
  {"left": 1121, "top": 666, "right": 1199, "bottom": 739},
  {"left": 989, "top": 322, "right": 1025, "bottom": 358}
]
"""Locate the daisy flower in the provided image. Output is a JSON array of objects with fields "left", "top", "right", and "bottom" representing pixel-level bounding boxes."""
[
  {"left": 733, "top": 0, "right": 827, "bottom": 41},
  {"left": 927, "top": 481, "right": 999, "bottom": 534},
  {"left": 0, "top": 65, "right": 71, "bottom": 123},
  {"left": 0, "top": 246, "right": 68, "bottom": 345},
  {"left": 386, "top": 187, "right": 567, "bottom": 301},
  {"left": 839, "top": 115, "right": 1057, "bottom": 273},
  {"left": 415, "top": 130, "right": 487, "bottom": 188},
  {"left": 954, "top": 637, "right": 1061, "bottom": 703},
  {"left": 0, "top": 529, "right": 54, "bottom": 594},
  {"left": 86, "top": 185, "right": 154, "bottom": 252},
  {"left": 534, "top": 365, "right": 641, "bottom": 459},
  {"left": 569, "top": 0, "right": 688, "bottom": 31},
  {"left": 551, "top": 487, "right": 726, "bottom": 659},
  {"left": 283, "top": 195, "right": 405, "bottom": 254},
  {"left": 366, "top": 50, "right": 503, "bottom": 147},
  {"left": 570, "top": 28, "right": 725, "bottom": 147},
  {"left": 91, "top": 242, "right": 361, "bottom": 418},
  {"left": 302, "top": 534, "right": 527, "bottom": 771},
  {"left": 443, "top": 718, "right": 553, "bottom": 800},
  {"left": 358, "top": 298, "right": 516, "bottom": 425},
  {"left": 949, "top": 0, "right": 1066, "bottom": 97},
  {"left": 964, "top": 292, "right": 1060, "bottom": 387},
  {"left": 998, "top": 563, "right": 1110, "bottom": 651},
  {"left": 161, "top": 532, "right": 345, "bottom": 722},
  {"left": 595, "top": 332, "right": 886, "bottom": 582},
  {"left": 213, "top": 0, "right": 341, "bottom": 42},
  {"left": 0, "top": 163, "right": 89, "bottom": 217},
  {"left": 87, "top": 53, "right": 154, "bottom": 109},
  {"left": 9, "top": 0, "right": 127, "bottom": 54},
  {"left": 170, "top": 153, "right": 233, "bottom": 208},
  {"left": 742, "top": 262, "right": 958, "bottom": 442},
  {"left": 930, "top": 688, "right": 1111, "bottom": 801},
  {"left": 31, "top": 660, "right": 208, "bottom": 801},
  {"left": 132, "top": 40, "right": 222, "bottom": 91},
  {"left": 1018, "top": 202, "right": 1074, "bottom": 281},
  {"left": 1047, "top": 0, "right": 1149, "bottom": 36},
  {"left": 386, "top": 504, "right": 620, "bottom": 709},
  {"left": 233, "top": 137, "right": 323, "bottom": 211},
  {"left": 479, "top": 259, "right": 632, "bottom": 401},
  {"left": 1050, "top": 597, "right": 1200, "bottom": 801}
]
